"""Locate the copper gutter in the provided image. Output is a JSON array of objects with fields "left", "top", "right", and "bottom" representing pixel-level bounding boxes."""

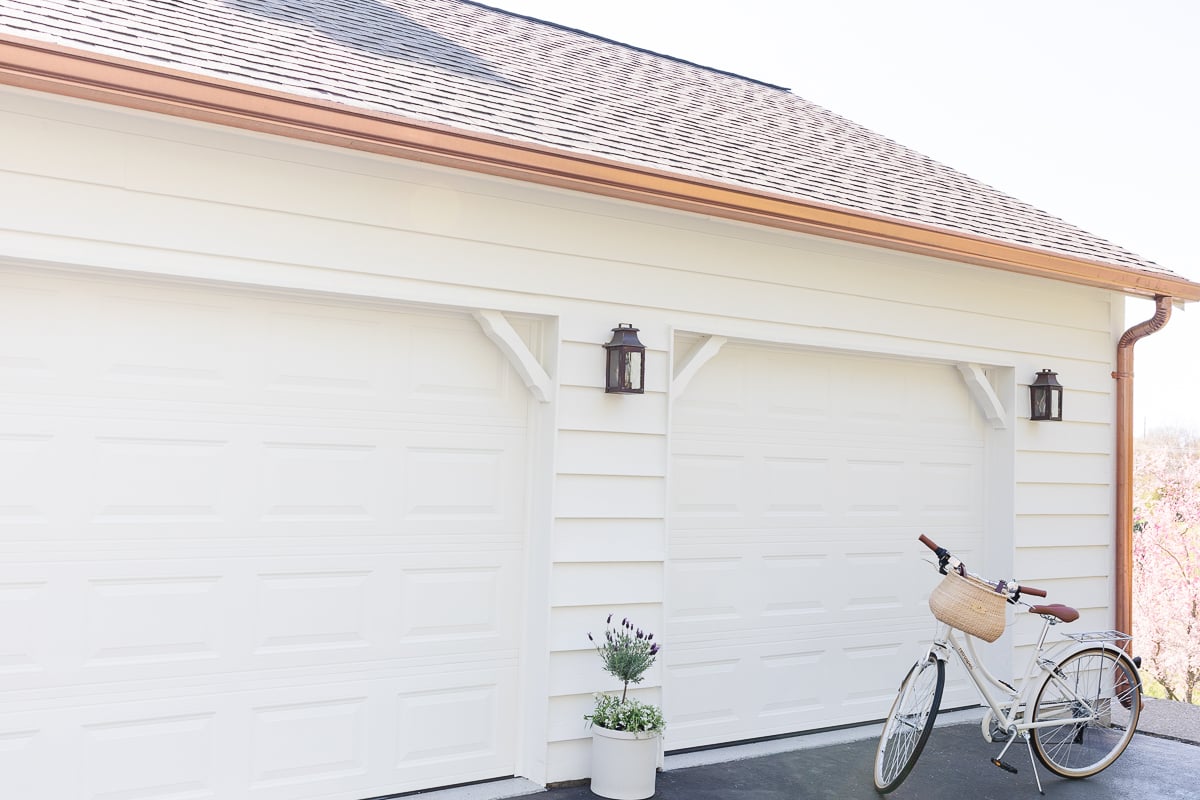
[
  {"left": 3, "top": 34, "right": 1200, "bottom": 302},
  {"left": 1113, "top": 295, "right": 1173, "bottom": 646}
]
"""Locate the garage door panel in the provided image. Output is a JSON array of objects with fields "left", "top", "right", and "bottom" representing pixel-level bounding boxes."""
[
  {"left": 662, "top": 653, "right": 743, "bottom": 731},
  {"left": 666, "top": 630, "right": 914, "bottom": 743},
  {"left": 670, "top": 454, "right": 747, "bottom": 517},
  {"left": 260, "top": 437, "right": 383, "bottom": 525},
  {"left": 669, "top": 542, "right": 935, "bottom": 633},
  {"left": 2, "top": 410, "right": 526, "bottom": 542},
  {"left": 762, "top": 456, "right": 832, "bottom": 518},
  {"left": 668, "top": 345, "right": 985, "bottom": 748},
  {"left": 391, "top": 666, "right": 517, "bottom": 791},
  {"left": 394, "top": 553, "right": 523, "bottom": 654},
  {"left": 672, "top": 439, "right": 981, "bottom": 530},
  {"left": 3, "top": 415, "right": 242, "bottom": 539},
  {"left": 84, "top": 571, "right": 228, "bottom": 672},
  {"left": 666, "top": 555, "right": 745, "bottom": 623},
  {"left": 0, "top": 720, "right": 55, "bottom": 799},
  {"left": 400, "top": 437, "right": 523, "bottom": 524},
  {"left": 1, "top": 269, "right": 530, "bottom": 798},
  {"left": 916, "top": 459, "right": 982, "bottom": 521},
  {"left": 0, "top": 578, "right": 54, "bottom": 682},
  {"left": 0, "top": 547, "right": 523, "bottom": 694},
  {"left": 249, "top": 693, "right": 371, "bottom": 794},
  {"left": 678, "top": 348, "right": 983, "bottom": 441},
  {"left": 2, "top": 273, "right": 527, "bottom": 424},
  {"left": 1, "top": 663, "right": 519, "bottom": 800},
  {"left": 85, "top": 707, "right": 225, "bottom": 800},
  {"left": 0, "top": 425, "right": 58, "bottom": 535},
  {"left": 667, "top": 626, "right": 981, "bottom": 745}
]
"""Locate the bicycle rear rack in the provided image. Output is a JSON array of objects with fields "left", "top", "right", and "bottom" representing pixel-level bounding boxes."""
[{"left": 1062, "top": 630, "right": 1132, "bottom": 644}]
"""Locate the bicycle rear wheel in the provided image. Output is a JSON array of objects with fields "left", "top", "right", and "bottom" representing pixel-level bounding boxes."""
[
  {"left": 873, "top": 657, "right": 945, "bottom": 794},
  {"left": 1030, "top": 647, "right": 1141, "bottom": 778}
]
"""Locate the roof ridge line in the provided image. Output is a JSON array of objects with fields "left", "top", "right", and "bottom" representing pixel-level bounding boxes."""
[{"left": 465, "top": 0, "right": 792, "bottom": 91}]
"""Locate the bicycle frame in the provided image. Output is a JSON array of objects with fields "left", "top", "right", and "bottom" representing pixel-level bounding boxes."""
[{"left": 925, "top": 617, "right": 1070, "bottom": 734}]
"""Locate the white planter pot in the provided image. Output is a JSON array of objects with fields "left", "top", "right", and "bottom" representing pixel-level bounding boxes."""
[{"left": 589, "top": 725, "right": 660, "bottom": 800}]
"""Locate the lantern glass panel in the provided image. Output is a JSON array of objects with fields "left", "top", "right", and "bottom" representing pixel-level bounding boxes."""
[
  {"left": 607, "top": 350, "right": 624, "bottom": 391},
  {"left": 1032, "top": 389, "right": 1050, "bottom": 420},
  {"left": 625, "top": 350, "right": 643, "bottom": 391}
]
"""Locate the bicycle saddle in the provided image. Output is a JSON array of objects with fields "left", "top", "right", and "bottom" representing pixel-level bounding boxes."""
[{"left": 1029, "top": 603, "right": 1079, "bottom": 622}]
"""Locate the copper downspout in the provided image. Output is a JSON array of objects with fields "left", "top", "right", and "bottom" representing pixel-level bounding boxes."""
[{"left": 1113, "top": 295, "right": 1173, "bottom": 646}]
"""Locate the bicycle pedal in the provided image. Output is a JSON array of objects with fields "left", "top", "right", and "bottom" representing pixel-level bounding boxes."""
[{"left": 990, "top": 758, "right": 1019, "bottom": 774}]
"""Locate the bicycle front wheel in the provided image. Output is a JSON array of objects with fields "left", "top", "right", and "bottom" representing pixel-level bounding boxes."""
[
  {"left": 873, "top": 657, "right": 945, "bottom": 794},
  {"left": 1030, "top": 647, "right": 1141, "bottom": 778}
]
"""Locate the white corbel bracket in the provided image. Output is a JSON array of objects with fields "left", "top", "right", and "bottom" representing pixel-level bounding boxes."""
[
  {"left": 956, "top": 363, "right": 1007, "bottom": 429},
  {"left": 473, "top": 309, "right": 552, "bottom": 403},
  {"left": 672, "top": 335, "right": 728, "bottom": 397}
]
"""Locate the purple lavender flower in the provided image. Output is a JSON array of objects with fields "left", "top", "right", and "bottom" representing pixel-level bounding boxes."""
[{"left": 591, "top": 614, "right": 660, "bottom": 702}]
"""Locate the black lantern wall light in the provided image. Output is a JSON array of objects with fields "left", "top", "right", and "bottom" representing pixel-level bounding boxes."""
[
  {"left": 1029, "top": 369, "right": 1064, "bottom": 421},
  {"left": 603, "top": 324, "right": 646, "bottom": 394}
]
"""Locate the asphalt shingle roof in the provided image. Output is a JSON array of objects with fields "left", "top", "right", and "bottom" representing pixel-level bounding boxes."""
[{"left": 0, "top": 0, "right": 1171, "bottom": 274}]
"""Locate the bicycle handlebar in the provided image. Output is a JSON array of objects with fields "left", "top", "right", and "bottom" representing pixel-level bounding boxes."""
[
  {"left": 918, "top": 533, "right": 944, "bottom": 556},
  {"left": 917, "top": 534, "right": 1047, "bottom": 598}
]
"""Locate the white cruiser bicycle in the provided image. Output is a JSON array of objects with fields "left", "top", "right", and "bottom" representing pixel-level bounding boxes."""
[{"left": 873, "top": 535, "right": 1142, "bottom": 795}]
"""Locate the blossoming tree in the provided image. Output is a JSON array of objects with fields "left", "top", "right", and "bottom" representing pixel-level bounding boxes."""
[{"left": 1133, "top": 429, "right": 1200, "bottom": 704}]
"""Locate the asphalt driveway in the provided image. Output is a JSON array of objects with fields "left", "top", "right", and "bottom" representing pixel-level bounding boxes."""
[
  {"left": 418, "top": 700, "right": 1200, "bottom": 800},
  {"left": 536, "top": 721, "right": 1199, "bottom": 800}
]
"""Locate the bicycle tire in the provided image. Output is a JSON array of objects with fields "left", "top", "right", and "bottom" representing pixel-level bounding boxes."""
[
  {"left": 1030, "top": 647, "right": 1141, "bottom": 778},
  {"left": 873, "top": 657, "right": 945, "bottom": 793}
]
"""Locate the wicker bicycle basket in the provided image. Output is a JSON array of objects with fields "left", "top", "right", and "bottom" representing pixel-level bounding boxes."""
[{"left": 928, "top": 570, "right": 1006, "bottom": 642}]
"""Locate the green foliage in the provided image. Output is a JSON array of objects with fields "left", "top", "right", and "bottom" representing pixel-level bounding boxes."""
[
  {"left": 585, "top": 693, "right": 665, "bottom": 734},
  {"left": 1142, "top": 677, "right": 1171, "bottom": 701}
]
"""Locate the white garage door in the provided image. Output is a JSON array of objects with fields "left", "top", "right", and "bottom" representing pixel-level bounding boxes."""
[
  {"left": 0, "top": 268, "right": 530, "bottom": 799},
  {"left": 667, "top": 342, "right": 985, "bottom": 750}
]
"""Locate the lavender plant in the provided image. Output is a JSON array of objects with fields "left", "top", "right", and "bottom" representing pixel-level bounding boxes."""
[
  {"left": 585, "top": 614, "right": 665, "bottom": 733},
  {"left": 589, "top": 614, "right": 660, "bottom": 700}
]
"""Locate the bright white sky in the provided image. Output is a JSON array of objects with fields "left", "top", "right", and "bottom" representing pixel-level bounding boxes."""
[{"left": 485, "top": 0, "right": 1199, "bottom": 434}]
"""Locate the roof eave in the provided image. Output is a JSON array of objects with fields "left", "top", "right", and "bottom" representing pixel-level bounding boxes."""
[{"left": 4, "top": 35, "right": 1198, "bottom": 302}]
